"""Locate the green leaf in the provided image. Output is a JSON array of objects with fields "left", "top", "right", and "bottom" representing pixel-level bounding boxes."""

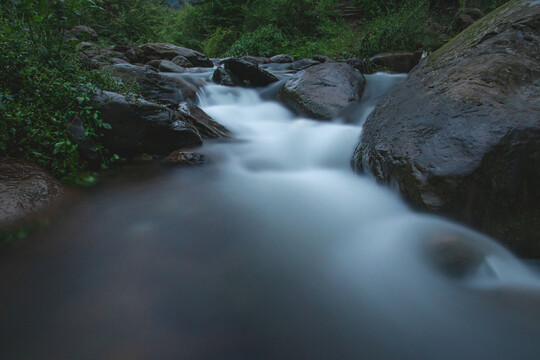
[{"left": 101, "top": 123, "right": 112, "bottom": 130}]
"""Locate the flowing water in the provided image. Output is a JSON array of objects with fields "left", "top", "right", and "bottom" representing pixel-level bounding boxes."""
[{"left": 1, "top": 67, "right": 540, "bottom": 359}]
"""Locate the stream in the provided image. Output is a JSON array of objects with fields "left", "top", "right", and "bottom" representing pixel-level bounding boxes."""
[{"left": 1, "top": 66, "right": 540, "bottom": 359}]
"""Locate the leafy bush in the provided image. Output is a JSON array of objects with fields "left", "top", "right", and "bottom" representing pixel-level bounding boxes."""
[
  {"left": 225, "top": 25, "right": 289, "bottom": 57},
  {"left": 203, "top": 27, "right": 238, "bottom": 57},
  {"left": 0, "top": 2, "right": 129, "bottom": 179}
]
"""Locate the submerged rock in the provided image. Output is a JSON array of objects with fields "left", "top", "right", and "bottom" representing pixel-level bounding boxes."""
[
  {"left": 352, "top": 0, "right": 540, "bottom": 257},
  {"left": 94, "top": 91, "right": 202, "bottom": 156},
  {"left": 280, "top": 62, "right": 366, "bottom": 120},
  {"left": 0, "top": 158, "right": 66, "bottom": 226}
]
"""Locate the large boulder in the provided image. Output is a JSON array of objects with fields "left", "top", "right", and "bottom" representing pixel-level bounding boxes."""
[
  {"left": 289, "top": 58, "right": 320, "bottom": 71},
  {"left": 352, "top": 0, "right": 540, "bottom": 257},
  {"left": 105, "top": 63, "right": 198, "bottom": 105},
  {"left": 94, "top": 91, "right": 202, "bottom": 156},
  {"left": 222, "top": 59, "right": 279, "bottom": 87},
  {"left": 137, "top": 43, "right": 213, "bottom": 67},
  {"left": 269, "top": 54, "right": 295, "bottom": 63},
  {"left": 0, "top": 158, "right": 66, "bottom": 226},
  {"left": 212, "top": 67, "right": 242, "bottom": 87},
  {"left": 280, "top": 63, "right": 366, "bottom": 120}
]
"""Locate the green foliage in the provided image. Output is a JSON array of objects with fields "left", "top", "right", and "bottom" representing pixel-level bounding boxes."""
[
  {"left": 81, "top": 0, "right": 170, "bottom": 44},
  {"left": 0, "top": 2, "right": 128, "bottom": 179},
  {"left": 203, "top": 26, "right": 238, "bottom": 57},
  {"left": 225, "top": 25, "right": 289, "bottom": 57}
]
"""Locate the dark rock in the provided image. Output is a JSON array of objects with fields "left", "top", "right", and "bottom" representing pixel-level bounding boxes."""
[
  {"left": 269, "top": 54, "right": 295, "bottom": 63},
  {"left": 177, "top": 102, "right": 230, "bottom": 139},
  {"left": 105, "top": 63, "right": 198, "bottom": 105},
  {"left": 369, "top": 51, "right": 422, "bottom": 73},
  {"left": 346, "top": 57, "right": 372, "bottom": 73},
  {"left": 241, "top": 55, "right": 271, "bottom": 65},
  {"left": 453, "top": 13, "right": 476, "bottom": 31},
  {"left": 290, "top": 58, "right": 320, "bottom": 71},
  {"left": 69, "top": 25, "right": 98, "bottom": 41},
  {"left": 280, "top": 63, "right": 366, "bottom": 120},
  {"left": 171, "top": 55, "right": 194, "bottom": 68},
  {"left": 313, "top": 55, "right": 335, "bottom": 63},
  {"left": 165, "top": 150, "right": 209, "bottom": 166},
  {"left": 94, "top": 91, "right": 202, "bottom": 156},
  {"left": 147, "top": 60, "right": 185, "bottom": 73},
  {"left": 222, "top": 58, "right": 278, "bottom": 87},
  {"left": 212, "top": 67, "right": 242, "bottom": 86},
  {"left": 125, "top": 48, "right": 139, "bottom": 63},
  {"left": 112, "top": 44, "right": 133, "bottom": 53},
  {"left": 352, "top": 0, "right": 540, "bottom": 257},
  {"left": 0, "top": 158, "right": 66, "bottom": 225},
  {"left": 109, "top": 57, "right": 129, "bottom": 65},
  {"left": 137, "top": 43, "right": 213, "bottom": 67},
  {"left": 66, "top": 117, "right": 100, "bottom": 168}
]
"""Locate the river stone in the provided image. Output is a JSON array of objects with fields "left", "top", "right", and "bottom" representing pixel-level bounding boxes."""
[
  {"left": 313, "top": 55, "right": 335, "bottom": 63},
  {"left": 137, "top": 43, "right": 213, "bottom": 67},
  {"left": 223, "top": 58, "right": 279, "bottom": 87},
  {"left": 212, "top": 67, "right": 242, "bottom": 87},
  {"left": 150, "top": 60, "right": 185, "bottom": 73},
  {"left": 280, "top": 62, "right": 366, "bottom": 120},
  {"left": 369, "top": 51, "right": 422, "bottom": 73},
  {"left": 165, "top": 150, "right": 209, "bottom": 167},
  {"left": 0, "top": 158, "right": 66, "bottom": 225},
  {"left": 105, "top": 63, "right": 198, "bottom": 105},
  {"left": 352, "top": 0, "right": 540, "bottom": 257},
  {"left": 269, "top": 54, "right": 295, "bottom": 63},
  {"left": 94, "top": 91, "right": 202, "bottom": 156},
  {"left": 171, "top": 55, "right": 194, "bottom": 68},
  {"left": 177, "top": 102, "right": 231, "bottom": 139},
  {"left": 290, "top": 58, "right": 320, "bottom": 71},
  {"left": 241, "top": 55, "right": 271, "bottom": 65}
]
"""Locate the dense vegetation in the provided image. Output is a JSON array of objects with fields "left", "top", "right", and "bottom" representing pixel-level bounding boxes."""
[{"left": 0, "top": 0, "right": 129, "bottom": 180}]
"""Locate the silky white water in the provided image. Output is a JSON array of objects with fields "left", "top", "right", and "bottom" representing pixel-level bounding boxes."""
[{"left": 1, "top": 70, "right": 539, "bottom": 359}]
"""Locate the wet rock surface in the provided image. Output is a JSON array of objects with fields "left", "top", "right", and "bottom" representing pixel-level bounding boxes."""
[
  {"left": 94, "top": 91, "right": 202, "bottom": 156},
  {"left": 222, "top": 58, "right": 279, "bottom": 87},
  {"left": 352, "top": 0, "right": 540, "bottom": 257},
  {"left": 369, "top": 51, "right": 422, "bottom": 73},
  {"left": 105, "top": 63, "right": 198, "bottom": 105},
  {"left": 0, "top": 159, "right": 66, "bottom": 225},
  {"left": 165, "top": 150, "right": 209, "bottom": 166},
  {"left": 280, "top": 62, "right": 366, "bottom": 120}
]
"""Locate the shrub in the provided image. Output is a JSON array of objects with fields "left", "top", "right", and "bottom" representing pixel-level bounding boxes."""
[{"left": 225, "top": 24, "right": 289, "bottom": 57}]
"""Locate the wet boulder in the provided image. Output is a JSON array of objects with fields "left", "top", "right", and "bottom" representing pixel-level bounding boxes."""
[
  {"left": 171, "top": 55, "right": 194, "bottom": 68},
  {"left": 269, "top": 54, "right": 295, "bottom": 63},
  {"left": 177, "top": 102, "right": 231, "bottom": 139},
  {"left": 147, "top": 60, "right": 185, "bottom": 73},
  {"left": 280, "top": 62, "right": 366, "bottom": 120},
  {"left": 241, "top": 55, "right": 271, "bottom": 65},
  {"left": 0, "top": 158, "right": 67, "bottom": 226},
  {"left": 369, "top": 51, "right": 422, "bottom": 73},
  {"left": 313, "top": 55, "right": 335, "bottom": 63},
  {"left": 290, "top": 58, "right": 320, "bottom": 71},
  {"left": 212, "top": 67, "right": 242, "bottom": 87},
  {"left": 94, "top": 91, "right": 202, "bottom": 157},
  {"left": 137, "top": 43, "right": 213, "bottom": 67},
  {"left": 105, "top": 63, "right": 198, "bottom": 105},
  {"left": 352, "top": 0, "right": 540, "bottom": 257},
  {"left": 222, "top": 58, "right": 279, "bottom": 87}
]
